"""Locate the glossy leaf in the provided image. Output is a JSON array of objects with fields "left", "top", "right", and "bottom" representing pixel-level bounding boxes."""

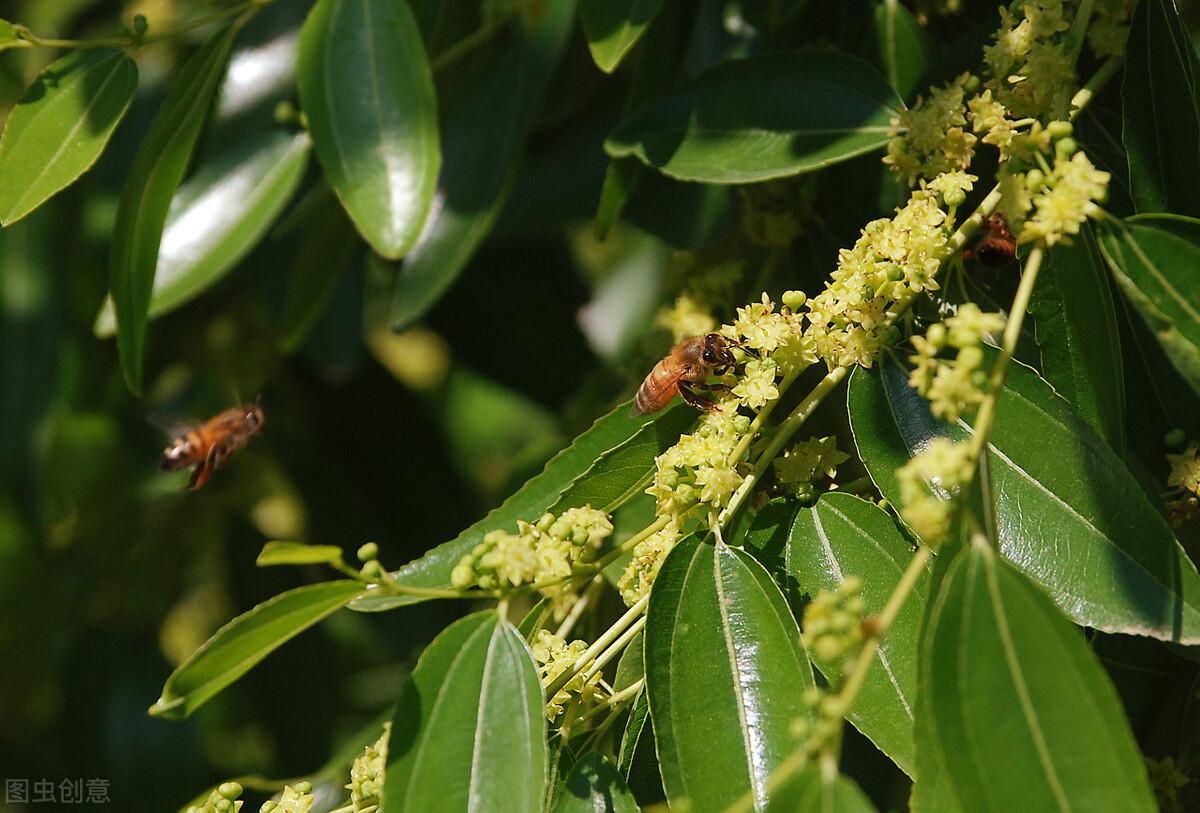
[
  {"left": 110, "top": 24, "right": 239, "bottom": 395},
  {"left": 385, "top": 611, "right": 545, "bottom": 813},
  {"left": 848, "top": 355, "right": 1200, "bottom": 642},
  {"left": 1122, "top": 0, "right": 1200, "bottom": 216},
  {"left": 1029, "top": 223, "right": 1125, "bottom": 450},
  {"left": 921, "top": 539, "right": 1156, "bottom": 812},
  {"left": 389, "top": 2, "right": 575, "bottom": 329},
  {"left": 605, "top": 50, "right": 900, "bottom": 183},
  {"left": 94, "top": 130, "right": 310, "bottom": 337},
  {"left": 766, "top": 765, "right": 878, "bottom": 813},
  {"left": 349, "top": 399, "right": 694, "bottom": 611},
  {"left": 256, "top": 540, "right": 344, "bottom": 567},
  {"left": 869, "top": 0, "right": 930, "bottom": 101},
  {"left": 297, "top": 0, "right": 439, "bottom": 259},
  {"left": 613, "top": 630, "right": 644, "bottom": 692},
  {"left": 150, "top": 580, "right": 364, "bottom": 719},
  {"left": 645, "top": 535, "right": 815, "bottom": 812},
  {"left": 580, "top": 0, "right": 667, "bottom": 73},
  {"left": 553, "top": 753, "right": 638, "bottom": 813},
  {"left": 745, "top": 494, "right": 926, "bottom": 776},
  {"left": 278, "top": 202, "right": 360, "bottom": 352},
  {"left": 1098, "top": 217, "right": 1200, "bottom": 397},
  {"left": 0, "top": 48, "right": 137, "bottom": 225}
]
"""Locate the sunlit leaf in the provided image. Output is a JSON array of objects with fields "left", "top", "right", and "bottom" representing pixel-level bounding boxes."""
[
  {"left": 95, "top": 130, "right": 310, "bottom": 337},
  {"left": 869, "top": 0, "right": 930, "bottom": 100},
  {"left": 110, "top": 24, "right": 240, "bottom": 394},
  {"left": 580, "top": 0, "right": 667, "bottom": 73},
  {"left": 553, "top": 753, "right": 638, "bottom": 813},
  {"left": 0, "top": 48, "right": 137, "bottom": 225},
  {"left": 645, "top": 535, "right": 815, "bottom": 812},
  {"left": 298, "top": 0, "right": 439, "bottom": 259},
  {"left": 256, "top": 540, "right": 344, "bottom": 567},
  {"left": 150, "top": 580, "right": 365, "bottom": 719},
  {"left": 920, "top": 539, "right": 1156, "bottom": 811},
  {"left": 384, "top": 611, "right": 545, "bottom": 812},
  {"left": 606, "top": 50, "right": 900, "bottom": 183},
  {"left": 849, "top": 355, "right": 1200, "bottom": 642}
]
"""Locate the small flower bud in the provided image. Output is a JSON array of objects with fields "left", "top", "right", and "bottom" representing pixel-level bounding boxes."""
[
  {"left": 1047, "top": 120, "right": 1073, "bottom": 140},
  {"left": 782, "top": 290, "right": 807, "bottom": 309},
  {"left": 260, "top": 803, "right": 278, "bottom": 813},
  {"left": 962, "top": 74, "right": 981, "bottom": 94},
  {"left": 273, "top": 100, "right": 296, "bottom": 124},
  {"left": 1165, "top": 429, "right": 1187, "bottom": 449},
  {"left": 943, "top": 187, "right": 966, "bottom": 207},
  {"left": 218, "top": 783, "right": 243, "bottom": 801},
  {"left": 1024, "top": 169, "right": 1046, "bottom": 191},
  {"left": 293, "top": 781, "right": 312, "bottom": 794},
  {"left": 361, "top": 560, "right": 385, "bottom": 580},
  {"left": 215, "top": 801, "right": 233, "bottom": 813},
  {"left": 1054, "top": 137, "right": 1078, "bottom": 159},
  {"left": 926, "top": 323, "right": 946, "bottom": 349},
  {"left": 357, "top": 542, "right": 378, "bottom": 562}
]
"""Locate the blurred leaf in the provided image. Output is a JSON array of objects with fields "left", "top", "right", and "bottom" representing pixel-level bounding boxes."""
[
  {"left": 580, "top": 0, "right": 667, "bottom": 73},
  {"left": 765, "top": 764, "right": 878, "bottom": 812},
  {"left": 617, "top": 688, "right": 649, "bottom": 779},
  {"left": 95, "top": 130, "right": 310, "bottom": 337},
  {"left": 745, "top": 494, "right": 927, "bottom": 776},
  {"left": 0, "top": 19, "right": 17, "bottom": 48},
  {"left": 1098, "top": 216, "right": 1200, "bottom": 398},
  {"left": 868, "top": 0, "right": 930, "bottom": 101},
  {"left": 150, "top": 580, "right": 365, "bottom": 720},
  {"left": 553, "top": 753, "right": 638, "bottom": 813},
  {"left": 848, "top": 355, "right": 1200, "bottom": 642},
  {"left": 389, "top": 2, "right": 575, "bottom": 330},
  {"left": 110, "top": 24, "right": 239, "bottom": 395},
  {"left": 613, "top": 630, "right": 644, "bottom": 691},
  {"left": 645, "top": 536, "right": 815, "bottom": 812},
  {"left": 1029, "top": 223, "right": 1125, "bottom": 450},
  {"left": 605, "top": 50, "right": 900, "bottom": 183},
  {"left": 349, "top": 399, "right": 694, "bottom": 611},
  {"left": 577, "top": 231, "right": 667, "bottom": 361},
  {"left": 298, "top": 0, "right": 439, "bottom": 259},
  {"left": 0, "top": 48, "right": 136, "bottom": 225},
  {"left": 920, "top": 540, "right": 1156, "bottom": 812},
  {"left": 385, "top": 611, "right": 545, "bottom": 813},
  {"left": 256, "top": 541, "right": 344, "bottom": 567},
  {"left": 516, "top": 596, "right": 552, "bottom": 639},
  {"left": 278, "top": 201, "right": 360, "bottom": 352},
  {"left": 1122, "top": 0, "right": 1200, "bottom": 217}
]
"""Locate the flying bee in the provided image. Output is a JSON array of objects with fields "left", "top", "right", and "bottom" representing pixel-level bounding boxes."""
[
  {"left": 161, "top": 403, "right": 264, "bottom": 490},
  {"left": 635, "top": 333, "right": 737, "bottom": 415},
  {"left": 966, "top": 212, "right": 1017, "bottom": 267}
]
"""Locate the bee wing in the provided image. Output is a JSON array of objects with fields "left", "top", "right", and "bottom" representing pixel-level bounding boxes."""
[{"left": 148, "top": 411, "right": 204, "bottom": 442}]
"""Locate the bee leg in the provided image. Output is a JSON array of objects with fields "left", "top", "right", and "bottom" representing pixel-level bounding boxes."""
[
  {"left": 678, "top": 382, "right": 720, "bottom": 411},
  {"left": 693, "top": 382, "right": 731, "bottom": 393},
  {"left": 187, "top": 461, "right": 209, "bottom": 490}
]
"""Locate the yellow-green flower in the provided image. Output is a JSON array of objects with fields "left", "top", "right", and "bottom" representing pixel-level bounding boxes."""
[
  {"left": 1168, "top": 444, "right": 1200, "bottom": 495},
  {"left": 897, "top": 438, "right": 974, "bottom": 545}
]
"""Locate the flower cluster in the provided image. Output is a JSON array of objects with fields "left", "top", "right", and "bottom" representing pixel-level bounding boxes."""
[
  {"left": 656, "top": 293, "right": 717, "bottom": 343},
  {"left": 983, "top": 0, "right": 1075, "bottom": 121},
  {"left": 346, "top": 726, "right": 388, "bottom": 812},
  {"left": 802, "top": 186, "right": 953, "bottom": 369},
  {"left": 1009, "top": 145, "right": 1110, "bottom": 246},
  {"left": 774, "top": 436, "right": 849, "bottom": 490},
  {"left": 897, "top": 437, "right": 975, "bottom": 546},
  {"left": 530, "top": 629, "right": 602, "bottom": 718},
  {"left": 790, "top": 687, "right": 844, "bottom": 758},
  {"left": 909, "top": 304, "right": 1007, "bottom": 422},
  {"left": 617, "top": 519, "right": 681, "bottom": 606},
  {"left": 187, "top": 783, "right": 244, "bottom": 813},
  {"left": 802, "top": 576, "right": 867, "bottom": 663},
  {"left": 1167, "top": 443, "right": 1200, "bottom": 528},
  {"left": 885, "top": 73, "right": 977, "bottom": 185},
  {"left": 451, "top": 507, "right": 613, "bottom": 592},
  {"left": 259, "top": 783, "right": 314, "bottom": 813},
  {"left": 1087, "top": 0, "right": 1137, "bottom": 59}
]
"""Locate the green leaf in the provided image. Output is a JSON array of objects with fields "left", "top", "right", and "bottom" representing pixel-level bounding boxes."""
[
  {"left": 150, "top": 580, "right": 364, "bottom": 719},
  {"left": 278, "top": 201, "right": 360, "bottom": 352},
  {"left": 746, "top": 493, "right": 926, "bottom": 776},
  {"left": 553, "top": 753, "right": 639, "bottom": 813},
  {"left": 110, "top": 24, "right": 239, "bottom": 395},
  {"left": 848, "top": 355, "right": 1200, "bottom": 642},
  {"left": 385, "top": 611, "right": 545, "bottom": 813},
  {"left": 645, "top": 535, "right": 816, "bottom": 812},
  {"left": 920, "top": 539, "right": 1156, "bottom": 812},
  {"left": 349, "top": 399, "right": 695, "bottom": 611},
  {"left": 0, "top": 19, "right": 17, "bottom": 48},
  {"left": 1029, "top": 223, "right": 1125, "bottom": 450},
  {"left": 617, "top": 688, "right": 650, "bottom": 779},
  {"left": 869, "top": 0, "right": 930, "bottom": 101},
  {"left": 605, "top": 50, "right": 901, "bottom": 184},
  {"left": 94, "top": 129, "right": 310, "bottom": 338},
  {"left": 766, "top": 765, "right": 878, "bottom": 813},
  {"left": 389, "top": 2, "right": 574, "bottom": 330},
  {"left": 0, "top": 48, "right": 137, "bottom": 225},
  {"left": 256, "top": 541, "right": 344, "bottom": 567},
  {"left": 1098, "top": 217, "right": 1200, "bottom": 398},
  {"left": 297, "top": 0, "right": 439, "bottom": 259},
  {"left": 613, "top": 629, "right": 644, "bottom": 692},
  {"left": 580, "top": 0, "right": 667, "bottom": 74},
  {"left": 1122, "top": 0, "right": 1200, "bottom": 216}
]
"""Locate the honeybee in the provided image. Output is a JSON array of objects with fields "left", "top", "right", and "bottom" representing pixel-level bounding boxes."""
[
  {"left": 161, "top": 403, "right": 264, "bottom": 490},
  {"left": 967, "top": 212, "right": 1017, "bottom": 266},
  {"left": 635, "top": 333, "right": 736, "bottom": 415}
]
